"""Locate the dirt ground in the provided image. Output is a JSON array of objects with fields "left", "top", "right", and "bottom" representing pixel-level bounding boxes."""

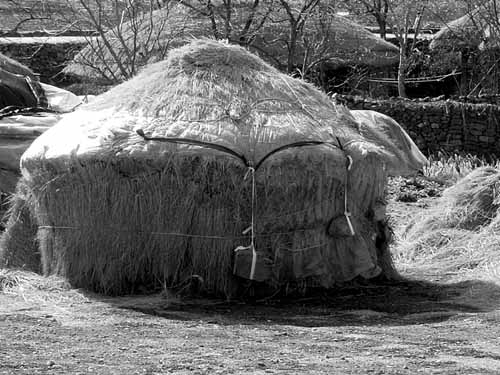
[{"left": 2, "top": 180, "right": 500, "bottom": 374}]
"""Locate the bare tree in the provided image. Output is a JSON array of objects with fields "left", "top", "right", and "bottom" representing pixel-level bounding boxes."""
[
  {"left": 4, "top": 1, "right": 175, "bottom": 82},
  {"left": 6, "top": 0, "right": 391, "bottom": 89},
  {"left": 340, "top": 0, "right": 470, "bottom": 97},
  {"left": 429, "top": 0, "right": 500, "bottom": 95},
  {"left": 177, "top": 0, "right": 275, "bottom": 45},
  {"left": 5, "top": 0, "right": 57, "bottom": 34},
  {"left": 339, "top": 0, "right": 390, "bottom": 39},
  {"left": 175, "top": 0, "right": 327, "bottom": 75},
  {"left": 58, "top": 0, "right": 183, "bottom": 82},
  {"left": 341, "top": 0, "right": 437, "bottom": 97},
  {"left": 460, "top": 0, "right": 500, "bottom": 94},
  {"left": 298, "top": 6, "right": 337, "bottom": 80},
  {"left": 389, "top": 1, "right": 427, "bottom": 97},
  {"left": 276, "top": 0, "right": 321, "bottom": 73}
]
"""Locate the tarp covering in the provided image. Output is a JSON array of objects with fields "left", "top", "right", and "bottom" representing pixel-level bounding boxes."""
[
  {"left": 0, "top": 82, "right": 88, "bottom": 194},
  {"left": 0, "top": 68, "right": 46, "bottom": 109},
  {"left": 350, "top": 110, "right": 428, "bottom": 176},
  {"left": 0, "top": 52, "right": 36, "bottom": 78}
]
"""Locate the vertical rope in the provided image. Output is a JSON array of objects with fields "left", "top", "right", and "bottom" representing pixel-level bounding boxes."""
[
  {"left": 248, "top": 166, "right": 257, "bottom": 280},
  {"left": 235, "top": 166, "right": 257, "bottom": 280},
  {"left": 344, "top": 155, "right": 355, "bottom": 236}
]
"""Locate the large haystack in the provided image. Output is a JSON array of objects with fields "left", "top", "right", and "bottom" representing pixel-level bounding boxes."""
[
  {"left": 4, "top": 40, "right": 402, "bottom": 297},
  {"left": 63, "top": 1, "right": 399, "bottom": 82}
]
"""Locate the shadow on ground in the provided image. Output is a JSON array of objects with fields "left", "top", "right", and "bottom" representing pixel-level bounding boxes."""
[{"left": 104, "top": 278, "right": 500, "bottom": 328}]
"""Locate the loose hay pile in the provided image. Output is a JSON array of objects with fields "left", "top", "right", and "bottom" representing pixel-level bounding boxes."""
[
  {"left": 0, "top": 179, "right": 39, "bottom": 272},
  {"left": 1, "top": 40, "right": 409, "bottom": 297},
  {"left": 400, "top": 166, "right": 500, "bottom": 282}
]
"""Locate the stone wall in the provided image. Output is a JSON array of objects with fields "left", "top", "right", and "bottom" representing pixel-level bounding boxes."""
[
  {"left": 341, "top": 96, "right": 500, "bottom": 156},
  {"left": 0, "top": 42, "right": 85, "bottom": 83}
]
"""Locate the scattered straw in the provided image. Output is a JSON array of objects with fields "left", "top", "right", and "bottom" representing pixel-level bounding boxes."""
[
  {"left": 0, "top": 179, "right": 39, "bottom": 271},
  {"left": 397, "top": 166, "right": 500, "bottom": 284},
  {"left": 0, "top": 268, "right": 88, "bottom": 305}
]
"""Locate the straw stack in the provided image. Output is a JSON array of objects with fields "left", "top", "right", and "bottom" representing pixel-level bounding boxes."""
[{"left": 3, "top": 40, "right": 396, "bottom": 297}]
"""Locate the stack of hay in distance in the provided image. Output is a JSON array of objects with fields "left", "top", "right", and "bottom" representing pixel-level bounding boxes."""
[
  {"left": 2, "top": 40, "right": 416, "bottom": 297},
  {"left": 63, "top": 2, "right": 399, "bottom": 82}
]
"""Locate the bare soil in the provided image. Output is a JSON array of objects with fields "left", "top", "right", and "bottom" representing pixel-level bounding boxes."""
[{"left": 2, "top": 178, "right": 500, "bottom": 374}]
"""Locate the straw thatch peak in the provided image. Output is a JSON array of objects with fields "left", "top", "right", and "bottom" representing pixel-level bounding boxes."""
[
  {"left": 99, "top": 39, "right": 281, "bottom": 114},
  {"left": 166, "top": 38, "right": 277, "bottom": 75}
]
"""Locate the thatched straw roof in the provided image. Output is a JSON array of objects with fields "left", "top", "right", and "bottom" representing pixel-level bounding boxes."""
[
  {"left": 63, "top": 2, "right": 398, "bottom": 81},
  {"left": 15, "top": 40, "right": 404, "bottom": 296},
  {"left": 430, "top": 7, "right": 500, "bottom": 51},
  {"left": 257, "top": 4, "right": 399, "bottom": 68},
  {"left": 0, "top": 53, "right": 36, "bottom": 78}
]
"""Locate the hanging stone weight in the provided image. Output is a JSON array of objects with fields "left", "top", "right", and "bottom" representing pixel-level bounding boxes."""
[
  {"left": 233, "top": 247, "right": 273, "bottom": 282},
  {"left": 326, "top": 214, "right": 357, "bottom": 238}
]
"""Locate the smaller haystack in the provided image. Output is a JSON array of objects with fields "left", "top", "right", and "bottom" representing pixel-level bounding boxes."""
[
  {"left": 3, "top": 40, "right": 415, "bottom": 297},
  {"left": 401, "top": 167, "right": 500, "bottom": 277}
]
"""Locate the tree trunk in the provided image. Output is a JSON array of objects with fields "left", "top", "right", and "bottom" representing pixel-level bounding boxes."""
[
  {"left": 460, "top": 50, "right": 469, "bottom": 96},
  {"left": 287, "top": 26, "right": 298, "bottom": 73},
  {"left": 376, "top": 15, "right": 387, "bottom": 40},
  {"left": 397, "top": 46, "right": 407, "bottom": 98}
]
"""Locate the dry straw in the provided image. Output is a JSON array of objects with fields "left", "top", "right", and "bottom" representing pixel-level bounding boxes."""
[
  {"left": 0, "top": 179, "right": 39, "bottom": 272},
  {"left": 399, "top": 166, "right": 500, "bottom": 283},
  {"left": 4, "top": 40, "right": 396, "bottom": 297}
]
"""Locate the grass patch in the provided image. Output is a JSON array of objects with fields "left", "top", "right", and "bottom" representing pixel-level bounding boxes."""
[{"left": 423, "top": 152, "right": 500, "bottom": 184}]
